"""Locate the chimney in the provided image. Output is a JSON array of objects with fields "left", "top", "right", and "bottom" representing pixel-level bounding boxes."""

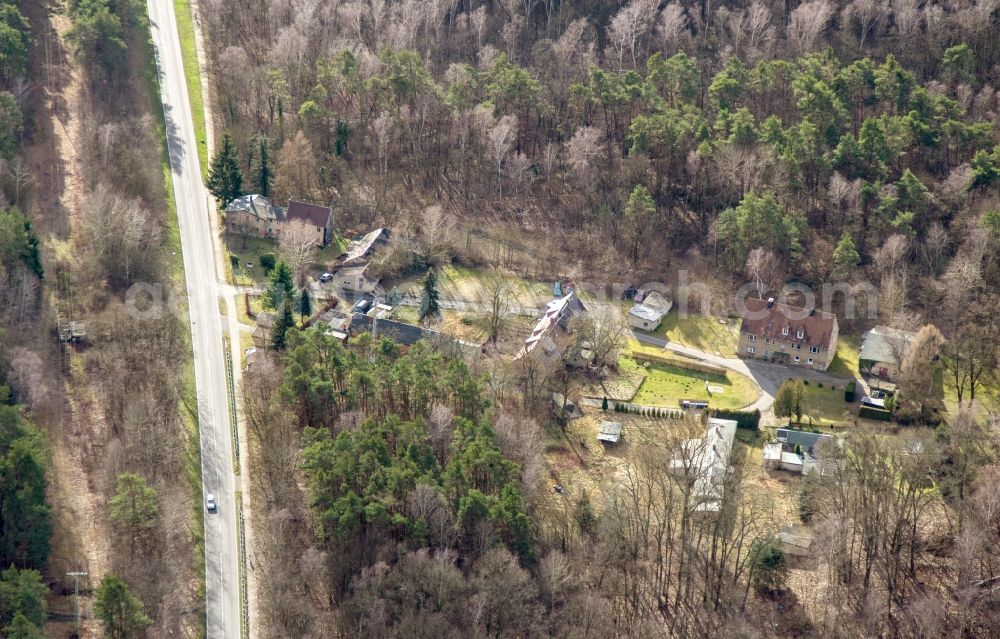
[{"left": 767, "top": 297, "right": 774, "bottom": 308}]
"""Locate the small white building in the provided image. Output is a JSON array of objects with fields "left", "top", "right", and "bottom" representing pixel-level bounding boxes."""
[
  {"left": 597, "top": 420, "right": 623, "bottom": 446},
  {"left": 780, "top": 451, "right": 804, "bottom": 473},
  {"left": 669, "top": 418, "right": 738, "bottom": 513},
  {"left": 628, "top": 290, "right": 673, "bottom": 332},
  {"left": 335, "top": 263, "right": 380, "bottom": 293}
]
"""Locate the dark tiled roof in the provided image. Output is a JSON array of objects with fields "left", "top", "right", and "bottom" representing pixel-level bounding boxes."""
[
  {"left": 286, "top": 200, "right": 332, "bottom": 227},
  {"left": 776, "top": 429, "right": 835, "bottom": 455},
  {"left": 740, "top": 298, "right": 837, "bottom": 350}
]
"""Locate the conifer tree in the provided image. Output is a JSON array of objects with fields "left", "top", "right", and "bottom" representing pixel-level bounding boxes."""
[
  {"left": 207, "top": 132, "right": 243, "bottom": 206},
  {"left": 251, "top": 136, "right": 273, "bottom": 197},
  {"left": 419, "top": 268, "right": 440, "bottom": 320}
]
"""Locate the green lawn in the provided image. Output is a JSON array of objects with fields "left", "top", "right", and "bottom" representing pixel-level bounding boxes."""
[
  {"left": 623, "top": 357, "right": 759, "bottom": 410},
  {"left": 228, "top": 237, "right": 277, "bottom": 286},
  {"left": 173, "top": 0, "right": 208, "bottom": 173},
  {"left": 942, "top": 366, "right": 1000, "bottom": 418},
  {"left": 437, "top": 265, "right": 553, "bottom": 307},
  {"left": 827, "top": 335, "right": 861, "bottom": 378},
  {"left": 797, "top": 381, "right": 855, "bottom": 427},
  {"left": 236, "top": 293, "right": 263, "bottom": 326},
  {"left": 653, "top": 313, "right": 742, "bottom": 358}
]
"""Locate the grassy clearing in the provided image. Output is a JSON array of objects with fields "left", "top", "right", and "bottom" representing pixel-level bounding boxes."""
[
  {"left": 437, "top": 264, "right": 553, "bottom": 307},
  {"left": 941, "top": 366, "right": 1000, "bottom": 418},
  {"left": 827, "top": 335, "right": 861, "bottom": 378},
  {"left": 238, "top": 331, "right": 255, "bottom": 365},
  {"left": 621, "top": 357, "right": 759, "bottom": 410},
  {"left": 236, "top": 293, "right": 263, "bottom": 326},
  {"left": 796, "top": 381, "right": 855, "bottom": 427},
  {"left": 228, "top": 237, "right": 276, "bottom": 286},
  {"left": 653, "top": 313, "right": 741, "bottom": 358},
  {"left": 172, "top": 0, "right": 208, "bottom": 173}
]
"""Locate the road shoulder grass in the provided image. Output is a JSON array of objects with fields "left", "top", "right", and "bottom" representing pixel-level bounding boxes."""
[{"left": 172, "top": 0, "right": 208, "bottom": 173}]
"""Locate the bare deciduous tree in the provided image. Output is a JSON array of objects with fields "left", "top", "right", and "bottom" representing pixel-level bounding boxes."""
[
  {"left": 745, "top": 247, "right": 778, "bottom": 297},
  {"left": 481, "top": 270, "right": 513, "bottom": 345},
  {"left": 279, "top": 220, "right": 319, "bottom": 286},
  {"left": 606, "top": 0, "right": 659, "bottom": 70},
  {"left": 787, "top": 0, "right": 835, "bottom": 55},
  {"left": 657, "top": 2, "right": 689, "bottom": 54},
  {"left": 82, "top": 184, "right": 161, "bottom": 288}
]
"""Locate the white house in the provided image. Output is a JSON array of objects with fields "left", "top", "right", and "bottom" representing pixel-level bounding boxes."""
[
  {"left": 628, "top": 290, "right": 672, "bottom": 331},
  {"left": 669, "top": 418, "right": 738, "bottom": 513},
  {"left": 335, "top": 263, "right": 380, "bottom": 293}
]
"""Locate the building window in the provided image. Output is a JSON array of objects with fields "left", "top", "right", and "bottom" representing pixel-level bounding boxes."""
[
  {"left": 797, "top": 329, "right": 804, "bottom": 339},
  {"left": 793, "top": 343, "right": 801, "bottom": 350},
  {"left": 782, "top": 327, "right": 789, "bottom": 336},
  {"left": 748, "top": 334, "right": 756, "bottom": 341},
  {"left": 807, "top": 358, "right": 814, "bottom": 365},
  {"left": 764, "top": 350, "right": 771, "bottom": 357},
  {"left": 794, "top": 355, "right": 800, "bottom": 363},
  {"left": 747, "top": 346, "right": 755, "bottom": 354},
  {"left": 810, "top": 346, "right": 819, "bottom": 353}
]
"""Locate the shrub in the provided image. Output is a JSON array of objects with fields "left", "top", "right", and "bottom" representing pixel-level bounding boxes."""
[
  {"left": 260, "top": 252, "right": 276, "bottom": 272},
  {"left": 803, "top": 379, "right": 809, "bottom": 385},
  {"left": 859, "top": 405, "right": 892, "bottom": 421},
  {"left": 710, "top": 408, "right": 761, "bottom": 432},
  {"left": 230, "top": 254, "right": 239, "bottom": 269},
  {"left": 817, "top": 382, "right": 823, "bottom": 388}
]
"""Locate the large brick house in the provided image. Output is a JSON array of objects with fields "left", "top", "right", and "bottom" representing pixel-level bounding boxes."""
[
  {"left": 738, "top": 298, "right": 839, "bottom": 371},
  {"left": 224, "top": 195, "right": 333, "bottom": 247}
]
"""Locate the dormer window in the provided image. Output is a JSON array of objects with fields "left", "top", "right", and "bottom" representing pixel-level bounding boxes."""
[
  {"left": 796, "top": 329, "right": 804, "bottom": 339},
  {"left": 781, "top": 327, "right": 788, "bottom": 336}
]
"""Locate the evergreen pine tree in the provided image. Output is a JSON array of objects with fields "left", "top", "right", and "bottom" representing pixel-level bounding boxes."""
[
  {"left": 94, "top": 575, "right": 151, "bottom": 639},
  {"left": 251, "top": 136, "right": 273, "bottom": 197},
  {"left": 831, "top": 231, "right": 861, "bottom": 280},
  {"left": 272, "top": 298, "right": 295, "bottom": 350},
  {"left": 264, "top": 260, "right": 294, "bottom": 309},
  {"left": 206, "top": 132, "right": 243, "bottom": 206},
  {"left": 419, "top": 268, "right": 440, "bottom": 320},
  {"left": 299, "top": 287, "right": 312, "bottom": 320}
]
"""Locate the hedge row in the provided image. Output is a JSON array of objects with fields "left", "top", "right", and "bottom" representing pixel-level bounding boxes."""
[
  {"left": 613, "top": 403, "right": 682, "bottom": 419},
  {"left": 630, "top": 350, "right": 728, "bottom": 375},
  {"left": 859, "top": 405, "right": 892, "bottom": 421},
  {"left": 710, "top": 408, "right": 761, "bottom": 432}
]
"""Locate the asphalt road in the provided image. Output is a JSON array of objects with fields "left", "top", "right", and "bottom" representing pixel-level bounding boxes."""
[{"left": 148, "top": 1, "right": 241, "bottom": 636}]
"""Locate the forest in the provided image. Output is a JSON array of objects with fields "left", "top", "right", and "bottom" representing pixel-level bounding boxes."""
[
  {"left": 0, "top": 0, "right": 203, "bottom": 636},
  {"left": 197, "top": 0, "right": 1000, "bottom": 637},
  {"left": 0, "top": 0, "right": 998, "bottom": 636}
]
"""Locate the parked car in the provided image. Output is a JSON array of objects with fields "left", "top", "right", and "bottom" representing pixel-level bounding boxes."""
[
  {"left": 319, "top": 272, "right": 334, "bottom": 282},
  {"left": 352, "top": 299, "right": 371, "bottom": 314},
  {"left": 205, "top": 493, "right": 217, "bottom": 512}
]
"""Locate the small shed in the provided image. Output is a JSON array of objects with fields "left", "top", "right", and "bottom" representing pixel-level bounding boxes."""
[
  {"left": 597, "top": 420, "right": 623, "bottom": 446},
  {"left": 551, "top": 393, "right": 582, "bottom": 420},
  {"left": 59, "top": 321, "right": 87, "bottom": 343},
  {"left": 763, "top": 442, "right": 783, "bottom": 469},
  {"left": 780, "top": 451, "right": 804, "bottom": 473},
  {"left": 777, "top": 524, "right": 814, "bottom": 560}
]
